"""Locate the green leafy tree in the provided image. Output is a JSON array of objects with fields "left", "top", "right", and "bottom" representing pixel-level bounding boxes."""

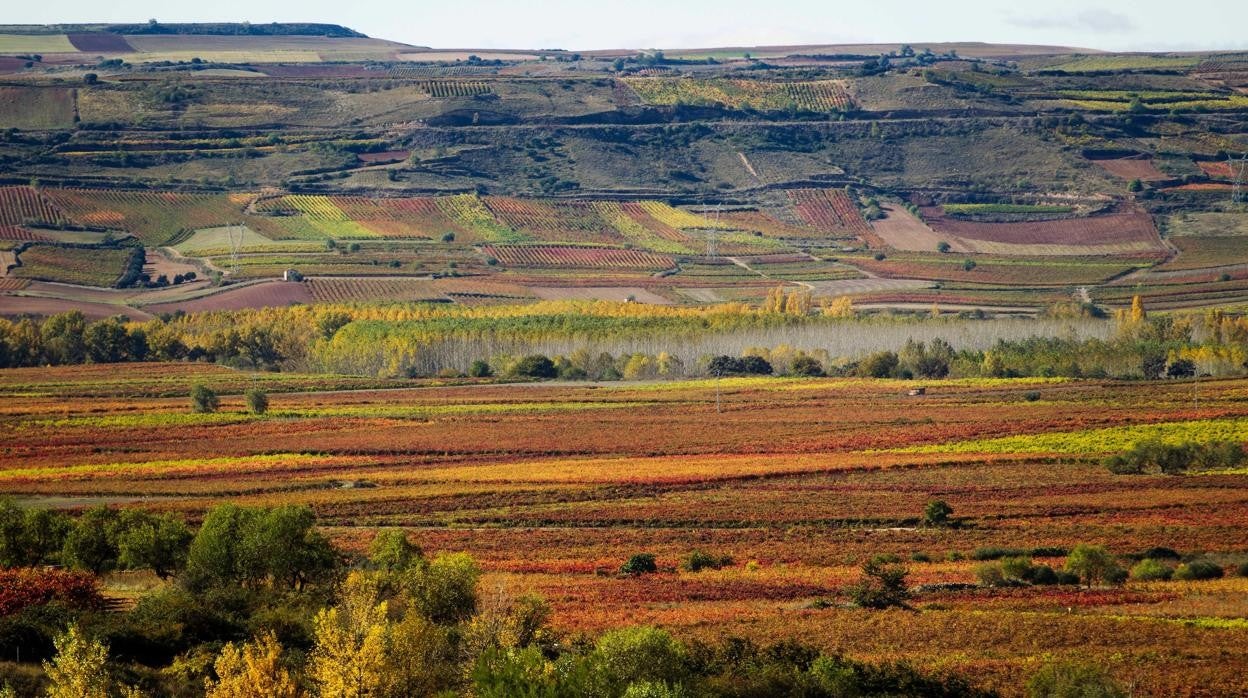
[
  {"left": 190, "top": 384, "right": 220, "bottom": 413},
  {"left": 369, "top": 528, "right": 421, "bottom": 573},
  {"left": 1064, "top": 544, "right": 1123, "bottom": 587},
  {"left": 41, "top": 311, "right": 87, "bottom": 365},
  {"left": 244, "top": 388, "right": 269, "bottom": 415},
  {"left": 923, "top": 499, "right": 954, "bottom": 527},
  {"left": 62, "top": 507, "right": 120, "bottom": 574},
  {"left": 404, "top": 552, "right": 481, "bottom": 625},
  {"left": 115, "top": 510, "right": 192, "bottom": 579},
  {"left": 592, "top": 626, "right": 688, "bottom": 691},
  {"left": 847, "top": 556, "right": 910, "bottom": 609}
]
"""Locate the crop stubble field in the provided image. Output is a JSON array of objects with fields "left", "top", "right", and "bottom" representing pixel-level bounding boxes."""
[{"left": 3, "top": 364, "right": 1248, "bottom": 696}]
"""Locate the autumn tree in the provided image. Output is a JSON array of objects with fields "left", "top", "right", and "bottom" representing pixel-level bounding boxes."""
[
  {"left": 309, "top": 572, "right": 390, "bottom": 697},
  {"left": 205, "top": 633, "right": 300, "bottom": 698},
  {"left": 43, "top": 624, "right": 111, "bottom": 698}
]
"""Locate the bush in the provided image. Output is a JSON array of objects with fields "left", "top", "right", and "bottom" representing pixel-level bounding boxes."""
[
  {"left": 244, "top": 388, "right": 268, "bottom": 415},
  {"left": 1025, "top": 661, "right": 1126, "bottom": 698},
  {"left": 681, "top": 550, "right": 731, "bottom": 573},
  {"left": 856, "top": 351, "right": 899, "bottom": 378},
  {"left": 1027, "top": 564, "right": 1060, "bottom": 585},
  {"left": 975, "top": 563, "right": 1005, "bottom": 587},
  {"left": 971, "top": 546, "right": 1027, "bottom": 561},
  {"left": 1140, "top": 546, "right": 1180, "bottom": 560},
  {"left": 923, "top": 500, "right": 953, "bottom": 527},
  {"left": 1173, "top": 560, "right": 1224, "bottom": 581},
  {"left": 1237, "top": 561, "right": 1248, "bottom": 578},
  {"left": 468, "top": 360, "right": 493, "bottom": 378},
  {"left": 740, "top": 355, "right": 773, "bottom": 375},
  {"left": 1023, "top": 390, "right": 1041, "bottom": 402},
  {"left": 621, "top": 553, "right": 658, "bottom": 576},
  {"left": 1103, "top": 439, "right": 1244, "bottom": 475},
  {"left": 846, "top": 557, "right": 909, "bottom": 609},
  {"left": 189, "top": 384, "right": 219, "bottom": 413},
  {"left": 1029, "top": 547, "right": 1068, "bottom": 558},
  {"left": 509, "top": 355, "right": 557, "bottom": 379},
  {"left": 789, "top": 355, "right": 825, "bottom": 377},
  {"left": 592, "top": 626, "right": 688, "bottom": 690},
  {"left": 1065, "top": 544, "right": 1124, "bottom": 586},
  {"left": 1129, "top": 558, "right": 1172, "bottom": 581},
  {"left": 1000, "top": 556, "right": 1034, "bottom": 580}
]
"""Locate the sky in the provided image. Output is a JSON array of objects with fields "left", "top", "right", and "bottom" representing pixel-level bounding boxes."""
[{"left": 8, "top": 0, "right": 1248, "bottom": 52}]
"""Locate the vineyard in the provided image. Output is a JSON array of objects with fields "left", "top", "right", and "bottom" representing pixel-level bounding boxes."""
[
  {"left": 483, "top": 245, "right": 675, "bottom": 269},
  {"left": 623, "top": 78, "right": 853, "bottom": 112},
  {"left": 305, "top": 277, "right": 448, "bottom": 303},
  {"left": 415, "top": 80, "right": 492, "bottom": 98},
  {"left": 787, "top": 189, "right": 874, "bottom": 240},
  {"left": 0, "top": 187, "right": 69, "bottom": 227},
  {"left": 10, "top": 245, "right": 131, "bottom": 286},
  {"left": 4, "top": 367, "right": 1248, "bottom": 695},
  {"left": 41, "top": 189, "right": 250, "bottom": 245}
]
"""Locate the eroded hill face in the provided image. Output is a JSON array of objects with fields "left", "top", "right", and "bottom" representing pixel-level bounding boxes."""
[{"left": 0, "top": 30, "right": 1246, "bottom": 314}]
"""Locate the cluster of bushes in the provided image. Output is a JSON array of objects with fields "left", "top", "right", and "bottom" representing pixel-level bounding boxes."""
[
  {"left": 0, "top": 505, "right": 1001, "bottom": 698},
  {"left": 1127, "top": 547, "right": 1241, "bottom": 582},
  {"left": 1104, "top": 439, "right": 1245, "bottom": 475}
]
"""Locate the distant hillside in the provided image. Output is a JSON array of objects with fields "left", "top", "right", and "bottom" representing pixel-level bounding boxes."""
[{"left": 0, "top": 22, "right": 366, "bottom": 38}]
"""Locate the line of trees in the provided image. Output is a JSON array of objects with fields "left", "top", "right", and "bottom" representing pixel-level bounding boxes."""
[{"left": 5, "top": 301, "right": 1248, "bottom": 381}]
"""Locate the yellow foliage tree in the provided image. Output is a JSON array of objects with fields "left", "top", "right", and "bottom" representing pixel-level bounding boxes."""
[
  {"left": 43, "top": 625, "right": 110, "bottom": 698},
  {"left": 309, "top": 572, "right": 390, "bottom": 698},
  {"left": 205, "top": 633, "right": 300, "bottom": 698},
  {"left": 821, "top": 296, "right": 854, "bottom": 318},
  {"left": 1130, "top": 295, "right": 1146, "bottom": 324},
  {"left": 384, "top": 612, "right": 456, "bottom": 697},
  {"left": 783, "top": 289, "right": 812, "bottom": 315}
]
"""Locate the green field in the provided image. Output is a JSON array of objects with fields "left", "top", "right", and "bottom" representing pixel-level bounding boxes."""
[{"left": 0, "top": 33, "right": 74, "bottom": 53}]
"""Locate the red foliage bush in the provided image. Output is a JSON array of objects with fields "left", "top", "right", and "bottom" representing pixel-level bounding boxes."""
[{"left": 0, "top": 568, "right": 105, "bottom": 616}]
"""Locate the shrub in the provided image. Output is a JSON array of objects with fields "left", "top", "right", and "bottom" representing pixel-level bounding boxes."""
[
  {"left": 1065, "top": 544, "right": 1124, "bottom": 586},
  {"left": 1103, "top": 439, "right": 1244, "bottom": 475},
  {"left": 1129, "top": 558, "right": 1173, "bottom": 581},
  {"left": 1000, "top": 556, "right": 1034, "bottom": 580},
  {"left": 1029, "top": 547, "right": 1068, "bottom": 558},
  {"left": 971, "top": 546, "right": 1027, "bottom": 561},
  {"left": 681, "top": 550, "right": 731, "bottom": 573},
  {"left": 1025, "top": 661, "right": 1126, "bottom": 698},
  {"left": 740, "top": 355, "right": 772, "bottom": 375},
  {"left": 789, "top": 355, "right": 825, "bottom": 377},
  {"left": 244, "top": 388, "right": 268, "bottom": 415},
  {"left": 856, "top": 351, "right": 899, "bottom": 378},
  {"left": 1027, "top": 564, "right": 1060, "bottom": 585},
  {"left": 621, "top": 553, "right": 658, "bottom": 576},
  {"left": 509, "top": 355, "right": 557, "bottom": 379},
  {"left": 975, "top": 563, "right": 1005, "bottom": 587},
  {"left": 1023, "top": 390, "right": 1041, "bottom": 402},
  {"left": 846, "top": 557, "right": 909, "bottom": 609},
  {"left": 923, "top": 500, "right": 953, "bottom": 527},
  {"left": 1140, "top": 546, "right": 1180, "bottom": 560},
  {"left": 468, "top": 360, "right": 493, "bottom": 378},
  {"left": 1237, "top": 561, "right": 1248, "bottom": 578},
  {"left": 189, "top": 384, "right": 219, "bottom": 414},
  {"left": 1173, "top": 560, "right": 1224, "bottom": 581},
  {"left": 592, "top": 626, "right": 688, "bottom": 690},
  {"left": 910, "top": 552, "right": 932, "bottom": 563},
  {"left": 936, "top": 241, "right": 951, "bottom": 253}
]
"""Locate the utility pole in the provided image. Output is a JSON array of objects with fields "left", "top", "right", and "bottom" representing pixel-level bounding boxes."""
[{"left": 1231, "top": 152, "right": 1247, "bottom": 205}]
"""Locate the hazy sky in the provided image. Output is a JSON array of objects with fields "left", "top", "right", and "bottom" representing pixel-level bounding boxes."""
[{"left": 9, "top": 0, "right": 1248, "bottom": 52}]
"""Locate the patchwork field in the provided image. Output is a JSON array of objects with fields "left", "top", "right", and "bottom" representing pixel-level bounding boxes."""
[{"left": 2, "top": 366, "right": 1248, "bottom": 695}]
